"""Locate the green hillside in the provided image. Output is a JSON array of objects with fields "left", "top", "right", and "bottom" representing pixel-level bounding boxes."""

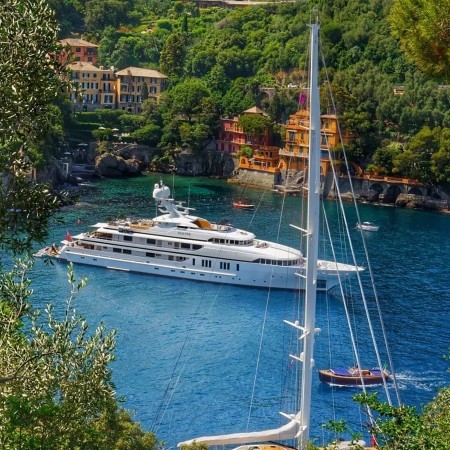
[{"left": 52, "top": 0, "right": 450, "bottom": 187}]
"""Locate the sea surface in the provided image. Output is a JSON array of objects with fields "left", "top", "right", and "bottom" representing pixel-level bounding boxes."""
[{"left": 31, "top": 173, "right": 450, "bottom": 448}]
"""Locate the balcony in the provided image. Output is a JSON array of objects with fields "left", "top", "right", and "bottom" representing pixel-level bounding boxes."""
[{"left": 238, "top": 160, "right": 280, "bottom": 173}]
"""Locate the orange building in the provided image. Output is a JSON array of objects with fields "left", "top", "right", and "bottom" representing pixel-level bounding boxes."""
[
  {"left": 60, "top": 38, "right": 99, "bottom": 65},
  {"left": 218, "top": 107, "right": 281, "bottom": 175},
  {"left": 279, "top": 107, "right": 356, "bottom": 175}
]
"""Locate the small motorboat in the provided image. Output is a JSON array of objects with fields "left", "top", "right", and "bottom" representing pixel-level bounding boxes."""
[
  {"left": 318, "top": 367, "right": 391, "bottom": 386},
  {"left": 356, "top": 221, "right": 379, "bottom": 231},
  {"left": 233, "top": 201, "right": 255, "bottom": 210}
]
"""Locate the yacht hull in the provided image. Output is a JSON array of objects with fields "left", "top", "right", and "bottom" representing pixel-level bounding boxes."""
[{"left": 47, "top": 247, "right": 355, "bottom": 291}]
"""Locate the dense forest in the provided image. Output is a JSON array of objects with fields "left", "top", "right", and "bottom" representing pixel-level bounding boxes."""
[{"left": 47, "top": 0, "right": 450, "bottom": 188}]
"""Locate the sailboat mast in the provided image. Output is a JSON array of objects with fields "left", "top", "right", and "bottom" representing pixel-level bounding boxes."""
[{"left": 299, "top": 21, "right": 321, "bottom": 449}]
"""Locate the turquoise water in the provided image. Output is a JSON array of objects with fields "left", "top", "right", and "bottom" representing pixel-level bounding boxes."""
[{"left": 31, "top": 174, "right": 450, "bottom": 448}]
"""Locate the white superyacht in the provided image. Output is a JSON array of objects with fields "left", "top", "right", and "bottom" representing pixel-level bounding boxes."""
[{"left": 38, "top": 181, "right": 360, "bottom": 291}]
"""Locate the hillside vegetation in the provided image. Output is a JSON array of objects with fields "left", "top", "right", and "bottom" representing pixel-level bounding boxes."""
[{"left": 52, "top": 0, "right": 450, "bottom": 188}]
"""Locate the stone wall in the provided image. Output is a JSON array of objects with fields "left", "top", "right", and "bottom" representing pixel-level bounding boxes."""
[{"left": 232, "top": 169, "right": 279, "bottom": 189}]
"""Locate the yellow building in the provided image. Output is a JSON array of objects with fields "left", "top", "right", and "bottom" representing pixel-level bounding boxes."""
[
  {"left": 69, "top": 62, "right": 116, "bottom": 111},
  {"left": 115, "top": 67, "right": 168, "bottom": 113},
  {"left": 279, "top": 108, "right": 356, "bottom": 174}
]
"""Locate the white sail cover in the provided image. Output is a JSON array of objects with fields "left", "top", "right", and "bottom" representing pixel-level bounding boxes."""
[{"left": 178, "top": 414, "right": 305, "bottom": 447}]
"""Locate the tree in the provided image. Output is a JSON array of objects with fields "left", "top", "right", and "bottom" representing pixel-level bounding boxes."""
[
  {"left": 422, "top": 356, "right": 450, "bottom": 445},
  {"left": 97, "top": 109, "right": 126, "bottom": 128},
  {"left": 0, "top": 0, "right": 67, "bottom": 255},
  {"left": 84, "top": 0, "right": 134, "bottom": 33},
  {"left": 110, "top": 35, "right": 143, "bottom": 69},
  {"left": 220, "top": 78, "right": 255, "bottom": 117},
  {"left": 92, "top": 127, "right": 115, "bottom": 141},
  {"left": 164, "top": 79, "right": 214, "bottom": 124},
  {"left": 130, "top": 124, "right": 162, "bottom": 146},
  {"left": 0, "top": 261, "right": 158, "bottom": 450},
  {"left": 393, "top": 126, "right": 438, "bottom": 182},
  {"left": 160, "top": 33, "right": 188, "bottom": 78},
  {"left": 47, "top": 0, "right": 83, "bottom": 37},
  {"left": 0, "top": 2, "right": 159, "bottom": 448},
  {"left": 355, "top": 391, "right": 450, "bottom": 449},
  {"left": 369, "top": 141, "right": 403, "bottom": 175},
  {"left": 142, "top": 82, "right": 149, "bottom": 101},
  {"left": 160, "top": 79, "right": 218, "bottom": 151},
  {"left": 237, "top": 113, "right": 271, "bottom": 151},
  {"left": 389, "top": 0, "right": 450, "bottom": 80},
  {"left": 431, "top": 147, "right": 450, "bottom": 186}
]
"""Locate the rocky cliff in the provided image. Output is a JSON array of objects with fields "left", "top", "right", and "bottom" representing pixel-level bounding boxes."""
[
  {"left": 173, "top": 150, "right": 235, "bottom": 177},
  {"left": 95, "top": 153, "right": 147, "bottom": 177}
]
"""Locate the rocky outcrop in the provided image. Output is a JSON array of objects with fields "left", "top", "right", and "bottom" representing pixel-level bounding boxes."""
[
  {"left": 173, "top": 150, "right": 234, "bottom": 177},
  {"left": 95, "top": 153, "right": 147, "bottom": 177},
  {"left": 395, "top": 193, "right": 449, "bottom": 211}
]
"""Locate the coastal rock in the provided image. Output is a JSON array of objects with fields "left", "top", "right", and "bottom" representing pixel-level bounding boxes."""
[
  {"left": 395, "top": 193, "right": 447, "bottom": 211},
  {"left": 173, "top": 150, "right": 234, "bottom": 177},
  {"left": 95, "top": 153, "right": 146, "bottom": 178}
]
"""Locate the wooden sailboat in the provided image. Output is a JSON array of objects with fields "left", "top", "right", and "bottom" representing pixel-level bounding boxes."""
[
  {"left": 318, "top": 367, "right": 391, "bottom": 387},
  {"left": 177, "top": 21, "right": 395, "bottom": 450}
]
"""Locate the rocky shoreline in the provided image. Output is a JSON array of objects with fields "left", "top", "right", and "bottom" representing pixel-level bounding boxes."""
[{"left": 45, "top": 150, "right": 449, "bottom": 214}]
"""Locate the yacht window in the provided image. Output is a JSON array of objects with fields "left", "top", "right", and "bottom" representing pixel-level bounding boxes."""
[
  {"left": 192, "top": 258, "right": 195, "bottom": 265},
  {"left": 181, "top": 243, "right": 190, "bottom": 249},
  {"left": 113, "top": 248, "right": 121, "bottom": 253},
  {"left": 169, "top": 255, "right": 174, "bottom": 260},
  {"left": 236, "top": 264, "right": 239, "bottom": 271},
  {"left": 123, "top": 249, "right": 132, "bottom": 254},
  {"left": 123, "top": 236, "right": 132, "bottom": 242},
  {"left": 147, "top": 238, "right": 156, "bottom": 244},
  {"left": 192, "top": 244, "right": 202, "bottom": 250},
  {"left": 146, "top": 252, "right": 155, "bottom": 257}
]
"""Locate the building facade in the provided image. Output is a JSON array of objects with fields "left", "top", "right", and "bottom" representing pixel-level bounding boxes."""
[
  {"left": 115, "top": 67, "right": 168, "bottom": 113},
  {"left": 61, "top": 38, "right": 169, "bottom": 113},
  {"left": 279, "top": 107, "right": 356, "bottom": 175},
  {"left": 60, "top": 38, "right": 99, "bottom": 65},
  {"left": 69, "top": 62, "right": 116, "bottom": 111},
  {"left": 217, "top": 107, "right": 276, "bottom": 154}
]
